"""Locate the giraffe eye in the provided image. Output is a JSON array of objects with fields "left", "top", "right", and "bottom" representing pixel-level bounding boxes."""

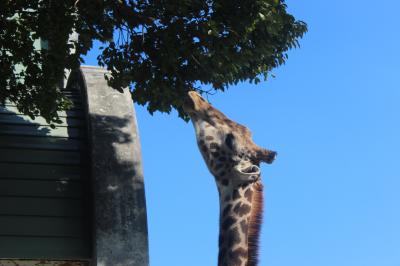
[{"left": 225, "top": 133, "right": 234, "bottom": 150}]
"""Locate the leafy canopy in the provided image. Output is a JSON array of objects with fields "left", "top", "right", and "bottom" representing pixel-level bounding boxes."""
[{"left": 0, "top": 0, "right": 307, "bottom": 121}]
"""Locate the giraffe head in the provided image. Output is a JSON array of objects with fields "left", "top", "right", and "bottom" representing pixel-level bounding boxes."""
[
  {"left": 184, "top": 91, "right": 276, "bottom": 266},
  {"left": 183, "top": 91, "right": 277, "bottom": 190}
]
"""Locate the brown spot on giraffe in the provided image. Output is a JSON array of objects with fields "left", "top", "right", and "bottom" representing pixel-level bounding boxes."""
[
  {"left": 227, "top": 227, "right": 241, "bottom": 247},
  {"left": 183, "top": 91, "right": 277, "bottom": 266},
  {"left": 206, "top": 135, "right": 214, "bottom": 141},
  {"left": 244, "top": 188, "right": 253, "bottom": 202},
  {"left": 222, "top": 204, "right": 232, "bottom": 217},
  {"left": 221, "top": 179, "right": 229, "bottom": 186},
  {"left": 214, "top": 163, "right": 223, "bottom": 172},
  {"left": 224, "top": 195, "right": 231, "bottom": 202},
  {"left": 233, "top": 202, "right": 252, "bottom": 217},
  {"left": 212, "top": 151, "right": 220, "bottom": 157},
  {"left": 222, "top": 217, "right": 236, "bottom": 231},
  {"left": 219, "top": 156, "right": 227, "bottom": 162},
  {"left": 240, "top": 220, "right": 249, "bottom": 236},
  {"left": 232, "top": 190, "right": 241, "bottom": 201}
]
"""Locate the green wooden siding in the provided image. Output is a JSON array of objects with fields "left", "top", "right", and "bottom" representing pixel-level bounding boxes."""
[
  {"left": 0, "top": 259, "right": 88, "bottom": 266},
  {"left": 0, "top": 87, "right": 91, "bottom": 260}
]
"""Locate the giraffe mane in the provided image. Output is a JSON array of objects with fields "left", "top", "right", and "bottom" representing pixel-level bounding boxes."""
[{"left": 247, "top": 181, "right": 264, "bottom": 266}]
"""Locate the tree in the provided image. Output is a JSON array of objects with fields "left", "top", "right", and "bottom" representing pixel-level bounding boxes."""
[{"left": 0, "top": 0, "right": 307, "bottom": 122}]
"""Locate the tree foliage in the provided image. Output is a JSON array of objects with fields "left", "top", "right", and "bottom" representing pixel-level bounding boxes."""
[{"left": 0, "top": 0, "right": 307, "bottom": 121}]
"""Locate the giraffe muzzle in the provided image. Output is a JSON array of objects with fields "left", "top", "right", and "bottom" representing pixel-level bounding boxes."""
[
  {"left": 256, "top": 149, "right": 277, "bottom": 164},
  {"left": 266, "top": 151, "right": 277, "bottom": 164},
  {"left": 182, "top": 94, "right": 195, "bottom": 112}
]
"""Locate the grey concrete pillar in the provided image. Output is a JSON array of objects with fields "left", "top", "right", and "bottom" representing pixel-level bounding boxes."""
[{"left": 77, "top": 66, "right": 149, "bottom": 266}]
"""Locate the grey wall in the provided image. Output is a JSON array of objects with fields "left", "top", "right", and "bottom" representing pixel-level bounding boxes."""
[{"left": 68, "top": 66, "right": 149, "bottom": 266}]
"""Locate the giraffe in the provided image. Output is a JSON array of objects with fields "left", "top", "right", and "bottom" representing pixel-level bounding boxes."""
[{"left": 183, "top": 91, "right": 277, "bottom": 266}]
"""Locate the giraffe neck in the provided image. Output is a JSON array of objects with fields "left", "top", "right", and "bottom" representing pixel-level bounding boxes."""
[{"left": 217, "top": 180, "right": 263, "bottom": 266}]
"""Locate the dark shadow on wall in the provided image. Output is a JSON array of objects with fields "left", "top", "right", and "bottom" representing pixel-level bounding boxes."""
[
  {"left": 89, "top": 112, "right": 148, "bottom": 237},
  {"left": 87, "top": 114, "right": 149, "bottom": 266}
]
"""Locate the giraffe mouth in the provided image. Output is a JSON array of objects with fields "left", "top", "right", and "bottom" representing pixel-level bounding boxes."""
[
  {"left": 241, "top": 165, "right": 260, "bottom": 175},
  {"left": 233, "top": 164, "right": 261, "bottom": 183},
  {"left": 183, "top": 91, "right": 208, "bottom": 114}
]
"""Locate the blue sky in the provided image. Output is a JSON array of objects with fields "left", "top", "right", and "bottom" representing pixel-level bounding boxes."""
[{"left": 84, "top": 1, "right": 400, "bottom": 265}]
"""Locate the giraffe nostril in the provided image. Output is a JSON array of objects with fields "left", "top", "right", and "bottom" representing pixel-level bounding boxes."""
[{"left": 269, "top": 151, "right": 277, "bottom": 163}]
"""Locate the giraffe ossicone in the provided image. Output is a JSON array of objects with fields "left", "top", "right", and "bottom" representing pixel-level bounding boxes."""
[{"left": 183, "top": 91, "right": 277, "bottom": 266}]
